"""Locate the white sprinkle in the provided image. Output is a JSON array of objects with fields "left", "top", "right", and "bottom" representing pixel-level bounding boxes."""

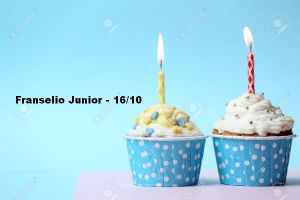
[
  {"left": 141, "top": 151, "right": 148, "bottom": 158},
  {"left": 240, "top": 145, "right": 245, "bottom": 151},
  {"left": 232, "top": 146, "right": 238, "bottom": 152},
  {"left": 279, "top": 149, "right": 283, "bottom": 154},
  {"left": 178, "top": 149, "right": 183, "bottom": 155},
  {"left": 225, "top": 159, "right": 229, "bottom": 165},
  {"left": 164, "top": 176, "right": 170, "bottom": 182},
  {"left": 222, "top": 162, "right": 226, "bottom": 168},
  {"left": 139, "top": 140, "right": 144, "bottom": 146},
  {"left": 146, "top": 162, "right": 152, "bottom": 167},
  {"left": 176, "top": 174, "right": 182, "bottom": 180},
  {"left": 154, "top": 143, "right": 160, "bottom": 148},
  {"left": 217, "top": 152, "right": 222, "bottom": 158},
  {"left": 277, "top": 173, "right": 281, "bottom": 178},
  {"left": 259, "top": 178, "right": 264, "bottom": 184},
  {"left": 164, "top": 161, "right": 169, "bottom": 166}
]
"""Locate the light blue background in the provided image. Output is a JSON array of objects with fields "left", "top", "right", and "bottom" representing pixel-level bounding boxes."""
[{"left": 1, "top": 0, "right": 299, "bottom": 199}]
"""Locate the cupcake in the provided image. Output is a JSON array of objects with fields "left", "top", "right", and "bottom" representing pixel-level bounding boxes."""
[
  {"left": 125, "top": 104, "right": 207, "bottom": 187},
  {"left": 212, "top": 93, "right": 295, "bottom": 186}
]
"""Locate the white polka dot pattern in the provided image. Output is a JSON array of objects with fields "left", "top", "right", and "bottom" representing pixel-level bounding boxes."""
[
  {"left": 212, "top": 137, "right": 293, "bottom": 186},
  {"left": 126, "top": 138, "right": 206, "bottom": 187}
]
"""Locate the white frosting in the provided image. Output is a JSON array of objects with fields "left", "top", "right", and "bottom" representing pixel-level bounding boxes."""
[
  {"left": 128, "top": 124, "right": 202, "bottom": 138},
  {"left": 214, "top": 93, "right": 294, "bottom": 136}
]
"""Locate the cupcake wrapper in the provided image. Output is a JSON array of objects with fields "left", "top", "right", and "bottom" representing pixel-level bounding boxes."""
[
  {"left": 212, "top": 135, "right": 295, "bottom": 186},
  {"left": 125, "top": 137, "right": 207, "bottom": 187}
]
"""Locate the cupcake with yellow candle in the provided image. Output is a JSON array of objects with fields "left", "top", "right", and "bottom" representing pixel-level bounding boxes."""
[{"left": 124, "top": 33, "right": 208, "bottom": 187}]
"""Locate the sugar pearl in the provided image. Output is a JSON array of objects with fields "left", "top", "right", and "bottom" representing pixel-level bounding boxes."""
[
  {"left": 176, "top": 118, "right": 186, "bottom": 127},
  {"left": 145, "top": 127, "right": 154, "bottom": 136},
  {"left": 150, "top": 111, "right": 159, "bottom": 120}
]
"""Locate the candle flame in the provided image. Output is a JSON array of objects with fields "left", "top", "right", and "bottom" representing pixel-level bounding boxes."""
[
  {"left": 157, "top": 33, "right": 164, "bottom": 65},
  {"left": 243, "top": 26, "right": 254, "bottom": 49}
]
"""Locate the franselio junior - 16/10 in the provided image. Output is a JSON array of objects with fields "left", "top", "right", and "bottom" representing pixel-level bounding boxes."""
[{"left": 16, "top": 96, "right": 142, "bottom": 104}]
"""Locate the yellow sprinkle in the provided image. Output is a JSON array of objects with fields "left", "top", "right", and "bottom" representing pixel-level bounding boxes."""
[
  {"left": 143, "top": 108, "right": 150, "bottom": 113},
  {"left": 172, "top": 126, "right": 182, "bottom": 134},
  {"left": 135, "top": 116, "right": 141, "bottom": 123},
  {"left": 161, "top": 111, "right": 173, "bottom": 119},
  {"left": 143, "top": 116, "right": 152, "bottom": 125},
  {"left": 157, "top": 117, "right": 173, "bottom": 128},
  {"left": 185, "top": 122, "right": 194, "bottom": 130},
  {"left": 176, "top": 113, "right": 185, "bottom": 120}
]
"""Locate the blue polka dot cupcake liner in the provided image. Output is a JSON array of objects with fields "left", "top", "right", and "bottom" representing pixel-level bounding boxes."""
[
  {"left": 212, "top": 135, "right": 296, "bottom": 186},
  {"left": 125, "top": 136, "right": 208, "bottom": 187}
]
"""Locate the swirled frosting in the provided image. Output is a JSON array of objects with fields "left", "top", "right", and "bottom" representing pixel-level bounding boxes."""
[
  {"left": 214, "top": 93, "right": 294, "bottom": 136},
  {"left": 128, "top": 104, "right": 202, "bottom": 137}
]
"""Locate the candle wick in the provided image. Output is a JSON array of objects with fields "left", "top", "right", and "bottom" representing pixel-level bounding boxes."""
[
  {"left": 160, "top": 60, "right": 163, "bottom": 69},
  {"left": 250, "top": 43, "right": 252, "bottom": 53}
]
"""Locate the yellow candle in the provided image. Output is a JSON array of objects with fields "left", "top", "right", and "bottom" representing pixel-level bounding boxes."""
[
  {"left": 158, "top": 69, "right": 165, "bottom": 104},
  {"left": 157, "top": 33, "right": 165, "bottom": 104}
]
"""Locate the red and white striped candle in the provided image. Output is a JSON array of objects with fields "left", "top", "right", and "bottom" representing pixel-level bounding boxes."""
[
  {"left": 243, "top": 27, "right": 255, "bottom": 94},
  {"left": 247, "top": 52, "right": 255, "bottom": 94}
]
